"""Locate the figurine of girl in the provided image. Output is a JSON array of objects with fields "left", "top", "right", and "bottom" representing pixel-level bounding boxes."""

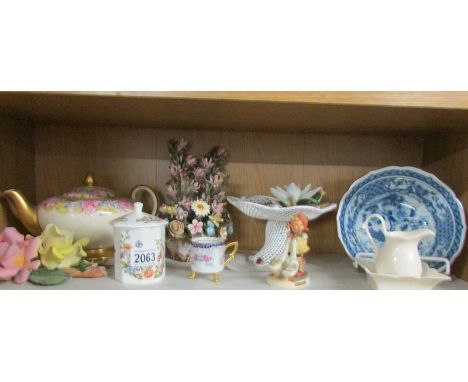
[{"left": 267, "top": 213, "right": 310, "bottom": 288}]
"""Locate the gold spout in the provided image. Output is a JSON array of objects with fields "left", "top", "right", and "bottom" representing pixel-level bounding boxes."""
[{"left": 2, "top": 189, "right": 41, "bottom": 235}]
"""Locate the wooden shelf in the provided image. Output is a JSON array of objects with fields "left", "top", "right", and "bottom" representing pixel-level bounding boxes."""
[
  {"left": 0, "top": 92, "right": 467, "bottom": 281},
  {"left": 41, "top": 91, "right": 468, "bottom": 109},
  {"left": 1, "top": 92, "right": 468, "bottom": 134},
  {"left": 0, "top": 254, "right": 467, "bottom": 290}
]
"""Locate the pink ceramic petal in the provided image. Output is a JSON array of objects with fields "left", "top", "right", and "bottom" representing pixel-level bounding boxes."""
[
  {"left": 0, "top": 242, "right": 9, "bottom": 257},
  {"left": 0, "top": 244, "right": 24, "bottom": 269},
  {"left": 30, "top": 259, "right": 41, "bottom": 270},
  {"left": 1, "top": 227, "right": 24, "bottom": 245},
  {"left": 0, "top": 267, "right": 19, "bottom": 280},
  {"left": 24, "top": 237, "right": 41, "bottom": 261},
  {"left": 14, "top": 267, "right": 30, "bottom": 284}
]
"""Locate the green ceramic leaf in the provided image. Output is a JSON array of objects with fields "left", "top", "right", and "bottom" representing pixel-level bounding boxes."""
[
  {"left": 28, "top": 267, "right": 70, "bottom": 286},
  {"left": 74, "top": 259, "right": 92, "bottom": 272}
]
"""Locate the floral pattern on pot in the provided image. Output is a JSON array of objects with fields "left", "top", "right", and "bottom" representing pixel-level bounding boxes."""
[
  {"left": 119, "top": 230, "right": 165, "bottom": 280},
  {"left": 40, "top": 197, "right": 134, "bottom": 215},
  {"left": 63, "top": 186, "right": 118, "bottom": 200},
  {"left": 191, "top": 253, "right": 216, "bottom": 267}
]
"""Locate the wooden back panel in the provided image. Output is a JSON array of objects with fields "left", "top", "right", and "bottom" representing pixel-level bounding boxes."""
[
  {"left": 424, "top": 132, "right": 468, "bottom": 279},
  {"left": 0, "top": 118, "right": 36, "bottom": 230},
  {"left": 34, "top": 124, "right": 424, "bottom": 255}
]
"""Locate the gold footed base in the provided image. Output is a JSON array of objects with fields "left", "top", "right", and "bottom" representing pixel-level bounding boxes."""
[
  {"left": 189, "top": 271, "right": 220, "bottom": 283},
  {"left": 266, "top": 272, "right": 310, "bottom": 289},
  {"left": 86, "top": 247, "right": 114, "bottom": 265}
]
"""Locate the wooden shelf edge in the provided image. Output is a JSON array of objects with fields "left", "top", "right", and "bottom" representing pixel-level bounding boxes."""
[
  {"left": 1, "top": 92, "right": 468, "bottom": 135},
  {"left": 42, "top": 91, "right": 468, "bottom": 110}
]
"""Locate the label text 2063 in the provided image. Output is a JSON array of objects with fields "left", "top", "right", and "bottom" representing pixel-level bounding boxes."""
[{"left": 134, "top": 252, "right": 156, "bottom": 263}]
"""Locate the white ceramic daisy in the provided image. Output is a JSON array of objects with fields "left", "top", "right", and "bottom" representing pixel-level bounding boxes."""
[{"left": 191, "top": 199, "right": 211, "bottom": 217}]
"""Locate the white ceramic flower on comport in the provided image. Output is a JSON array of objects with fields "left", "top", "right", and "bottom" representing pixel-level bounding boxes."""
[
  {"left": 270, "top": 183, "right": 324, "bottom": 206},
  {"left": 228, "top": 183, "right": 336, "bottom": 266}
]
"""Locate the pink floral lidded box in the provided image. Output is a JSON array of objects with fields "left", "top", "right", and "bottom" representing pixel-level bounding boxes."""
[{"left": 111, "top": 202, "right": 168, "bottom": 284}]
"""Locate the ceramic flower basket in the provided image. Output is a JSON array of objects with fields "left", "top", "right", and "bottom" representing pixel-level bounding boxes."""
[{"left": 159, "top": 138, "right": 234, "bottom": 265}]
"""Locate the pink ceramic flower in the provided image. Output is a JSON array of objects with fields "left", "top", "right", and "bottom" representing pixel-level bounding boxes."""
[
  {"left": 176, "top": 207, "right": 188, "bottom": 221},
  {"left": 209, "top": 174, "right": 223, "bottom": 189},
  {"left": 186, "top": 154, "right": 197, "bottom": 166},
  {"left": 202, "top": 157, "right": 214, "bottom": 169},
  {"left": 211, "top": 200, "right": 224, "bottom": 214},
  {"left": 81, "top": 200, "right": 99, "bottom": 215},
  {"left": 167, "top": 185, "right": 178, "bottom": 198},
  {"left": 188, "top": 219, "right": 203, "bottom": 235},
  {"left": 177, "top": 138, "right": 188, "bottom": 152},
  {"left": 0, "top": 227, "right": 41, "bottom": 283},
  {"left": 181, "top": 197, "right": 192, "bottom": 209},
  {"left": 190, "top": 181, "right": 200, "bottom": 193},
  {"left": 193, "top": 167, "right": 206, "bottom": 179},
  {"left": 169, "top": 163, "right": 179, "bottom": 176}
]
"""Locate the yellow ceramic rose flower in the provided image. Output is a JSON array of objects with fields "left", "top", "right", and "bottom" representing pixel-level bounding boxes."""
[{"left": 38, "top": 224, "right": 90, "bottom": 270}]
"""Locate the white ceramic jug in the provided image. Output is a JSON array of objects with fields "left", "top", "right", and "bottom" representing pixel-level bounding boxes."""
[{"left": 365, "top": 214, "right": 435, "bottom": 277}]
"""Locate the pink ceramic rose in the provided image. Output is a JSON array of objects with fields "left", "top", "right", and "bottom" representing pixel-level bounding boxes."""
[
  {"left": 0, "top": 227, "right": 41, "bottom": 283},
  {"left": 81, "top": 199, "right": 99, "bottom": 215}
]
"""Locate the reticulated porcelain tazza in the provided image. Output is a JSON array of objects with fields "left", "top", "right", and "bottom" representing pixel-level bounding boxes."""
[{"left": 228, "top": 184, "right": 336, "bottom": 265}]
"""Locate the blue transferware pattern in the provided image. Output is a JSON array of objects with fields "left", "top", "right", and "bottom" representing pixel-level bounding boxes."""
[{"left": 337, "top": 166, "right": 466, "bottom": 270}]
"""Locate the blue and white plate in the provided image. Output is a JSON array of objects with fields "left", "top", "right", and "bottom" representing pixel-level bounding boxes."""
[{"left": 337, "top": 166, "right": 466, "bottom": 270}]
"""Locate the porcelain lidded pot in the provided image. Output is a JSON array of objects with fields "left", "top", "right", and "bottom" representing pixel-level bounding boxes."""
[
  {"left": 3, "top": 174, "right": 158, "bottom": 262},
  {"left": 111, "top": 202, "right": 168, "bottom": 284}
]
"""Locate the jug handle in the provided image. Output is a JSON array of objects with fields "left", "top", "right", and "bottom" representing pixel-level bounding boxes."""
[
  {"left": 364, "top": 214, "right": 388, "bottom": 253},
  {"left": 224, "top": 241, "right": 239, "bottom": 266},
  {"left": 131, "top": 185, "right": 159, "bottom": 216},
  {"left": 420, "top": 256, "right": 451, "bottom": 275}
]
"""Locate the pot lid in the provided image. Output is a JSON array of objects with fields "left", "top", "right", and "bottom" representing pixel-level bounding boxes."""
[
  {"left": 111, "top": 202, "right": 168, "bottom": 228},
  {"left": 62, "top": 174, "right": 122, "bottom": 201}
]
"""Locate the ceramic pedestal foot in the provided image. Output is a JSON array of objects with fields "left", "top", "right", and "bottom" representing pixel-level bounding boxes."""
[
  {"left": 266, "top": 272, "right": 310, "bottom": 289},
  {"left": 213, "top": 273, "right": 219, "bottom": 283},
  {"left": 189, "top": 271, "right": 196, "bottom": 279},
  {"left": 250, "top": 220, "right": 289, "bottom": 266}
]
